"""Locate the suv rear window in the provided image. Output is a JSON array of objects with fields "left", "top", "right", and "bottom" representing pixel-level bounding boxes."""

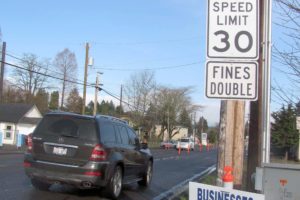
[
  {"left": 34, "top": 115, "right": 97, "bottom": 141},
  {"left": 100, "top": 123, "right": 117, "bottom": 144}
]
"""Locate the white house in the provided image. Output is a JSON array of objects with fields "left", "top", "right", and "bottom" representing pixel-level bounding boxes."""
[
  {"left": 0, "top": 104, "right": 42, "bottom": 145},
  {"left": 154, "top": 125, "right": 189, "bottom": 141}
]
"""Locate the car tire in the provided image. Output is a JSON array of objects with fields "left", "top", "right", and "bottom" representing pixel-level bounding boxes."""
[
  {"left": 105, "top": 165, "right": 123, "bottom": 200},
  {"left": 138, "top": 160, "right": 153, "bottom": 187},
  {"left": 31, "top": 179, "right": 51, "bottom": 191}
]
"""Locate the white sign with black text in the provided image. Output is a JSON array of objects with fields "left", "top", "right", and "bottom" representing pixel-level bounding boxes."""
[
  {"left": 206, "top": 61, "right": 257, "bottom": 100},
  {"left": 207, "top": 0, "right": 259, "bottom": 59},
  {"left": 189, "top": 182, "right": 265, "bottom": 200}
]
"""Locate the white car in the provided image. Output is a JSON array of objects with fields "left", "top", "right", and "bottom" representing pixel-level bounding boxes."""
[{"left": 176, "top": 138, "right": 194, "bottom": 151}]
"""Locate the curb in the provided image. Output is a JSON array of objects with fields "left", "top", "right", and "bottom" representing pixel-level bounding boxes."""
[
  {"left": 0, "top": 151, "right": 24, "bottom": 155},
  {"left": 153, "top": 164, "right": 216, "bottom": 200}
]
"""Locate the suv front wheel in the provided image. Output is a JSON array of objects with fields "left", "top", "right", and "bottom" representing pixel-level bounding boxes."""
[{"left": 138, "top": 161, "right": 153, "bottom": 187}]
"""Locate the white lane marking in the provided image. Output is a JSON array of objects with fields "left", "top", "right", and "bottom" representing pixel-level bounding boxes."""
[
  {"left": 154, "top": 156, "right": 180, "bottom": 161},
  {"left": 152, "top": 164, "right": 216, "bottom": 200}
]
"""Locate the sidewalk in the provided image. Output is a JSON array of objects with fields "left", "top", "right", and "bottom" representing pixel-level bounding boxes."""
[{"left": 0, "top": 144, "right": 25, "bottom": 154}]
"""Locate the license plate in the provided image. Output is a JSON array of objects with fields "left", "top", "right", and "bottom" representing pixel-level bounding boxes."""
[{"left": 53, "top": 147, "right": 67, "bottom": 155}]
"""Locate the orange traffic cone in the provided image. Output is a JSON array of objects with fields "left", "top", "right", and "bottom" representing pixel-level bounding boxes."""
[
  {"left": 188, "top": 144, "right": 190, "bottom": 154},
  {"left": 178, "top": 145, "right": 181, "bottom": 155}
]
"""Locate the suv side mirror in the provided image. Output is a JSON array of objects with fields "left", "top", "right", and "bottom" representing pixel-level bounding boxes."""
[{"left": 141, "top": 142, "right": 148, "bottom": 149}]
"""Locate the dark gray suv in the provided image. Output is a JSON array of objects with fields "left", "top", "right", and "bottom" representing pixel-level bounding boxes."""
[{"left": 24, "top": 112, "right": 153, "bottom": 199}]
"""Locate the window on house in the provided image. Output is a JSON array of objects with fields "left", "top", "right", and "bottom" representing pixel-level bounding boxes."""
[{"left": 5, "top": 125, "right": 13, "bottom": 139}]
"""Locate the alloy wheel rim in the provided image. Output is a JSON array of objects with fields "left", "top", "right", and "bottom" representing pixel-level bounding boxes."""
[
  {"left": 147, "top": 164, "right": 152, "bottom": 184},
  {"left": 113, "top": 168, "right": 122, "bottom": 196}
]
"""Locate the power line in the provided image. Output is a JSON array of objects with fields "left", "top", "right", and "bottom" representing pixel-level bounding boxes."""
[
  {"left": 92, "top": 61, "right": 203, "bottom": 71},
  {"left": 91, "top": 36, "right": 201, "bottom": 46},
  {"left": 2, "top": 60, "right": 135, "bottom": 109},
  {"left": 3, "top": 51, "right": 96, "bottom": 86},
  {"left": 0, "top": 60, "right": 94, "bottom": 88},
  {"left": 1, "top": 60, "right": 154, "bottom": 114},
  {"left": 100, "top": 87, "right": 146, "bottom": 113}
]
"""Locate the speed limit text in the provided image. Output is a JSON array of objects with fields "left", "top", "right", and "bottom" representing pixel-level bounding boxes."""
[{"left": 213, "top": 2, "right": 254, "bottom": 26}]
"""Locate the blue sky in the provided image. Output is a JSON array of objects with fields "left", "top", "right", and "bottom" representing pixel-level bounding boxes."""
[{"left": 0, "top": 0, "right": 290, "bottom": 125}]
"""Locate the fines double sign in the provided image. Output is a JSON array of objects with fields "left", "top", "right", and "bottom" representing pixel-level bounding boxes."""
[
  {"left": 206, "top": 61, "right": 258, "bottom": 100},
  {"left": 207, "top": 0, "right": 259, "bottom": 59}
]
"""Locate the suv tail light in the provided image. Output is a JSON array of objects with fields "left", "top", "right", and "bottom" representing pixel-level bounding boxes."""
[
  {"left": 26, "top": 133, "right": 33, "bottom": 153},
  {"left": 89, "top": 144, "right": 107, "bottom": 161}
]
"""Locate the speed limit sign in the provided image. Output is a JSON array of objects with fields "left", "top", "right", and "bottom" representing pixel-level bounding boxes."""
[{"left": 207, "top": 0, "right": 259, "bottom": 59}]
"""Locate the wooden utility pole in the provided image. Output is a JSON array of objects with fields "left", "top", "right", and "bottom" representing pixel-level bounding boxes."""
[
  {"left": 232, "top": 101, "right": 245, "bottom": 189},
  {"left": 217, "top": 101, "right": 234, "bottom": 186},
  {"left": 82, "top": 42, "right": 89, "bottom": 115},
  {"left": 0, "top": 42, "right": 6, "bottom": 103},
  {"left": 217, "top": 100, "right": 245, "bottom": 188}
]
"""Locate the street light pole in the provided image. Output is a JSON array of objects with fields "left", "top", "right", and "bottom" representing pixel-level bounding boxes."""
[{"left": 93, "top": 72, "right": 103, "bottom": 116}]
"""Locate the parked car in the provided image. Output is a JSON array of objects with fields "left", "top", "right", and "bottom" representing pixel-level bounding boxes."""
[
  {"left": 160, "top": 140, "right": 177, "bottom": 149},
  {"left": 176, "top": 138, "right": 195, "bottom": 151},
  {"left": 24, "top": 112, "right": 153, "bottom": 199}
]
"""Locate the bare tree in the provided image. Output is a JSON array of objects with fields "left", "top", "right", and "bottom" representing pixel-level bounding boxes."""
[
  {"left": 13, "top": 54, "right": 48, "bottom": 103},
  {"left": 124, "top": 70, "right": 156, "bottom": 128},
  {"left": 272, "top": 0, "right": 300, "bottom": 104},
  {"left": 54, "top": 48, "right": 77, "bottom": 109},
  {"left": 3, "top": 80, "right": 24, "bottom": 103},
  {"left": 156, "top": 86, "right": 202, "bottom": 140}
]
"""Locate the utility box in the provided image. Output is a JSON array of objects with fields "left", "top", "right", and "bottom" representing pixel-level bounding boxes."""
[{"left": 261, "top": 163, "right": 300, "bottom": 200}]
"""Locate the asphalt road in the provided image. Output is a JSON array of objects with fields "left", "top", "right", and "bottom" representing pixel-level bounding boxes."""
[{"left": 0, "top": 148, "right": 217, "bottom": 200}]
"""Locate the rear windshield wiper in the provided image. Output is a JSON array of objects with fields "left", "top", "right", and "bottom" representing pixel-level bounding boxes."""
[{"left": 60, "top": 133, "right": 79, "bottom": 138}]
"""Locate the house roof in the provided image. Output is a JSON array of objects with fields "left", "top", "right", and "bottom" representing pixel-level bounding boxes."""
[
  {"left": 0, "top": 103, "right": 41, "bottom": 124},
  {"left": 19, "top": 117, "right": 42, "bottom": 124}
]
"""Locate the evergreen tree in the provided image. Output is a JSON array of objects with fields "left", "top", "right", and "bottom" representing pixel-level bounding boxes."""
[
  {"left": 86, "top": 101, "right": 94, "bottom": 115},
  {"left": 109, "top": 100, "right": 115, "bottom": 115},
  {"left": 98, "top": 100, "right": 117, "bottom": 115},
  {"left": 208, "top": 128, "right": 218, "bottom": 144},
  {"left": 65, "top": 88, "right": 83, "bottom": 113},
  {"left": 271, "top": 104, "right": 299, "bottom": 160},
  {"left": 296, "top": 101, "right": 300, "bottom": 115},
  {"left": 179, "top": 108, "right": 193, "bottom": 134},
  {"left": 49, "top": 91, "right": 59, "bottom": 110},
  {"left": 116, "top": 105, "right": 124, "bottom": 115},
  {"left": 34, "top": 89, "right": 49, "bottom": 114},
  {"left": 196, "top": 117, "right": 208, "bottom": 135}
]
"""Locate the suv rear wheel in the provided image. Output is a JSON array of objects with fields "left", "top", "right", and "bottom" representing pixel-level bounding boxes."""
[
  {"left": 138, "top": 161, "right": 153, "bottom": 187},
  {"left": 106, "top": 165, "right": 123, "bottom": 199},
  {"left": 31, "top": 179, "right": 51, "bottom": 191}
]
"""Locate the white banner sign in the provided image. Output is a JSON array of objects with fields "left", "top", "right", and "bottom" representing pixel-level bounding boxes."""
[{"left": 189, "top": 182, "right": 265, "bottom": 200}]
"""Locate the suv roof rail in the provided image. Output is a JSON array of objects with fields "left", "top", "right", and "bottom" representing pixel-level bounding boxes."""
[
  {"left": 96, "top": 115, "right": 128, "bottom": 125},
  {"left": 47, "top": 110, "right": 82, "bottom": 115}
]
